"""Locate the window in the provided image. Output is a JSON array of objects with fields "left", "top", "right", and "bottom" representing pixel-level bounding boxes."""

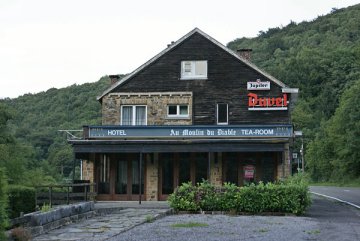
[
  {"left": 181, "top": 60, "right": 207, "bottom": 79},
  {"left": 121, "top": 105, "right": 147, "bottom": 125},
  {"left": 167, "top": 105, "right": 189, "bottom": 117},
  {"left": 217, "top": 103, "right": 228, "bottom": 125}
]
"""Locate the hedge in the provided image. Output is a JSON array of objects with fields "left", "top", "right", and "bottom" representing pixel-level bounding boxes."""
[
  {"left": 8, "top": 185, "right": 36, "bottom": 219},
  {"left": 0, "top": 168, "right": 8, "bottom": 241},
  {"left": 168, "top": 179, "right": 311, "bottom": 215}
]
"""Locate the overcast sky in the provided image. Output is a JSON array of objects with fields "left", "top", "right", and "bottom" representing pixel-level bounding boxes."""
[{"left": 0, "top": 0, "right": 359, "bottom": 99}]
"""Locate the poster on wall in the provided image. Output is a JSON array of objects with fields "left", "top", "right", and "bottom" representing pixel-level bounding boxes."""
[{"left": 244, "top": 165, "right": 255, "bottom": 179}]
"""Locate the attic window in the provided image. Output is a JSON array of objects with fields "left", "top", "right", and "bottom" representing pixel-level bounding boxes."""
[{"left": 181, "top": 61, "right": 207, "bottom": 79}]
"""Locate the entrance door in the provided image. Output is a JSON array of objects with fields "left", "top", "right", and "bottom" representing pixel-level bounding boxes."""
[
  {"left": 115, "top": 154, "right": 144, "bottom": 201},
  {"left": 158, "top": 152, "right": 208, "bottom": 201}
]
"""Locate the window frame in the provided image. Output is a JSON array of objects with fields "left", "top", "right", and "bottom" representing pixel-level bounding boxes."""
[
  {"left": 167, "top": 104, "right": 189, "bottom": 118},
  {"left": 120, "top": 105, "right": 147, "bottom": 126},
  {"left": 216, "top": 103, "right": 228, "bottom": 125},
  {"left": 180, "top": 60, "right": 208, "bottom": 80}
]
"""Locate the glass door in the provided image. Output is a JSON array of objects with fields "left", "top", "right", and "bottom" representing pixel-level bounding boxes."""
[
  {"left": 131, "top": 159, "right": 144, "bottom": 195},
  {"left": 115, "top": 160, "right": 127, "bottom": 194},
  {"left": 98, "top": 154, "right": 110, "bottom": 194}
]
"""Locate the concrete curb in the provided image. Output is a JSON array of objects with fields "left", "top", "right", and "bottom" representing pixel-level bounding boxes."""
[{"left": 310, "top": 191, "right": 360, "bottom": 209}]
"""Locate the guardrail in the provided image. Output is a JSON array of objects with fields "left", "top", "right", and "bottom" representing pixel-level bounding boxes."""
[{"left": 35, "top": 183, "right": 97, "bottom": 208}]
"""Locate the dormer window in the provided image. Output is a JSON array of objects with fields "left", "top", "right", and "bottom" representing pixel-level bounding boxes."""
[{"left": 181, "top": 60, "right": 207, "bottom": 79}]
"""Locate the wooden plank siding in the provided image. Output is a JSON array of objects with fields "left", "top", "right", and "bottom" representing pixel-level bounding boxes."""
[{"left": 111, "top": 32, "right": 290, "bottom": 125}]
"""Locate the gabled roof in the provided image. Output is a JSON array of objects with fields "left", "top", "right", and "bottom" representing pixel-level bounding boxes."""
[{"left": 97, "top": 28, "right": 297, "bottom": 101}]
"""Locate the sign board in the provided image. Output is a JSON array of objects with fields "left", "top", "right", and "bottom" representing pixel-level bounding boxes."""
[
  {"left": 247, "top": 80, "right": 270, "bottom": 90},
  {"left": 248, "top": 93, "right": 288, "bottom": 111},
  {"left": 292, "top": 153, "right": 298, "bottom": 159},
  {"left": 87, "top": 125, "right": 293, "bottom": 139},
  {"left": 244, "top": 165, "right": 255, "bottom": 179}
]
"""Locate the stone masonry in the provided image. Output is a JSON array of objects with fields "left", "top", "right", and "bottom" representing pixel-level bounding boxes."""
[
  {"left": 82, "top": 160, "right": 94, "bottom": 183},
  {"left": 145, "top": 153, "right": 159, "bottom": 201},
  {"left": 102, "top": 92, "right": 193, "bottom": 125}
]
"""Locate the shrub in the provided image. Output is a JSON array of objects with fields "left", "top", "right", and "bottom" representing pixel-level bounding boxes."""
[
  {"left": 217, "top": 182, "right": 239, "bottom": 211},
  {"left": 8, "top": 185, "right": 35, "bottom": 219},
  {"left": 196, "top": 180, "right": 219, "bottom": 211},
  {"left": 0, "top": 168, "right": 8, "bottom": 241},
  {"left": 168, "top": 182, "right": 199, "bottom": 211},
  {"left": 168, "top": 178, "right": 311, "bottom": 215}
]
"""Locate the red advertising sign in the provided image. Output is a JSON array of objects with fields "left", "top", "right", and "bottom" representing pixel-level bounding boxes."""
[
  {"left": 244, "top": 165, "right": 255, "bottom": 179},
  {"left": 248, "top": 93, "right": 288, "bottom": 111}
]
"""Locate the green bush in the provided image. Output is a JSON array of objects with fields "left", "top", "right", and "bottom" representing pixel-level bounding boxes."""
[
  {"left": 8, "top": 185, "right": 36, "bottom": 219},
  {"left": 168, "top": 182, "right": 199, "bottom": 211},
  {"left": 168, "top": 177, "right": 311, "bottom": 215},
  {"left": 196, "top": 180, "right": 219, "bottom": 211},
  {"left": 217, "top": 182, "right": 239, "bottom": 211},
  {"left": 0, "top": 168, "right": 8, "bottom": 241}
]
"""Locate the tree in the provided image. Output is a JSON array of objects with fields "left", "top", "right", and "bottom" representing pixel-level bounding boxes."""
[{"left": 0, "top": 167, "right": 8, "bottom": 240}]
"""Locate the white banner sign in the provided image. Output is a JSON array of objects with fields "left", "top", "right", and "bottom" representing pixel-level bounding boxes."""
[{"left": 247, "top": 80, "right": 270, "bottom": 90}]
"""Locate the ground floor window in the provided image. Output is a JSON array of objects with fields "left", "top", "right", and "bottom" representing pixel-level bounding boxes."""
[{"left": 222, "top": 152, "right": 278, "bottom": 186}]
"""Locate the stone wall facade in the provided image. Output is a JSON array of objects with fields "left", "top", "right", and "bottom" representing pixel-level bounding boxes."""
[
  {"left": 102, "top": 92, "right": 193, "bottom": 125},
  {"left": 209, "top": 153, "right": 222, "bottom": 186},
  {"left": 145, "top": 154, "right": 158, "bottom": 201},
  {"left": 82, "top": 160, "right": 94, "bottom": 183},
  {"left": 276, "top": 143, "right": 291, "bottom": 180}
]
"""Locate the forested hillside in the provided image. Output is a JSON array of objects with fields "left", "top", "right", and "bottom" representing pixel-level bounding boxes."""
[
  {"left": 1, "top": 4, "right": 359, "bottom": 185},
  {"left": 0, "top": 76, "right": 111, "bottom": 184},
  {"left": 228, "top": 4, "right": 360, "bottom": 182}
]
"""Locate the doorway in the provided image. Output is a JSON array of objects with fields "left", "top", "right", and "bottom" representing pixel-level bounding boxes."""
[
  {"left": 158, "top": 152, "right": 208, "bottom": 201},
  {"left": 96, "top": 153, "right": 145, "bottom": 201}
]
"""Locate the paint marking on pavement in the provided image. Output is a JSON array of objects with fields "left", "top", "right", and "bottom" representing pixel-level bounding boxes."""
[{"left": 310, "top": 191, "right": 360, "bottom": 209}]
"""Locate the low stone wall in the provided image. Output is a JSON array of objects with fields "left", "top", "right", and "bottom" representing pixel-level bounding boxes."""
[{"left": 9, "top": 202, "right": 95, "bottom": 237}]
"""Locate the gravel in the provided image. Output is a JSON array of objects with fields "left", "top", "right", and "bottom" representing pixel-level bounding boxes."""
[{"left": 108, "top": 214, "right": 321, "bottom": 241}]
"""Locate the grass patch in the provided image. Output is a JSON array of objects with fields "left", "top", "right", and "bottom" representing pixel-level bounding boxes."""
[
  {"left": 171, "top": 222, "right": 209, "bottom": 228},
  {"left": 145, "top": 215, "right": 154, "bottom": 223},
  {"left": 305, "top": 229, "right": 320, "bottom": 235}
]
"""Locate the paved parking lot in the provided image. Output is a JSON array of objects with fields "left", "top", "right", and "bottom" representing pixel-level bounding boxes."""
[{"left": 33, "top": 195, "right": 360, "bottom": 241}]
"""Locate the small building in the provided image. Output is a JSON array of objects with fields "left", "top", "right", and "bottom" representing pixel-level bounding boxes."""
[{"left": 70, "top": 28, "right": 298, "bottom": 201}]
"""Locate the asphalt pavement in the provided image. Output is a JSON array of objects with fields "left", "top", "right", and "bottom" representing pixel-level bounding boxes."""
[{"left": 310, "top": 186, "right": 360, "bottom": 207}]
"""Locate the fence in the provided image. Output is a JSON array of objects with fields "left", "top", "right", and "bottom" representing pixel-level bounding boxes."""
[{"left": 35, "top": 183, "right": 97, "bottom": 208}]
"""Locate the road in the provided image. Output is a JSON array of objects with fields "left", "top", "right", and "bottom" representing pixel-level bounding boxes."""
[{"left": 310, "top": 186, "right": 360, "bottom": 207}]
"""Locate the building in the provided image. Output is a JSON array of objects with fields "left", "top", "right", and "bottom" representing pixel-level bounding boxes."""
[{"left": 69, "top": 28, "right": 298, "bottom": 201}]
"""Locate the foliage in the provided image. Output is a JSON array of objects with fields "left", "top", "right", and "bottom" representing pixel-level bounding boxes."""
[
  {"left": 40, "top": 203, "right": 51, "bottom": 213},
  {"left": 7, "top": 185, "right": 36, "bottom": 219},
  {"left": 306, "top": 79, "right": 360, "bottom": 181},
  {"left": 0, "top": 168, "right": 8, "bottom": 241},
  {"left": 0, "top": 76, "right": 111, "bottom": 184},
  {"left": 168, "top": 179, "right": 311, "bottom": 215},
  {"left": 167, "top": 182, "right": 199, "bottom": 211}
]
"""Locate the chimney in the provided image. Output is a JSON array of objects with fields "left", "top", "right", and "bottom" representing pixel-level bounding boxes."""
[
  {"left": 109, "top": 75, "right": 120, "bottom": 85},
  {"left": 236, "top": 49, "right": 252, "bottom": 62}
]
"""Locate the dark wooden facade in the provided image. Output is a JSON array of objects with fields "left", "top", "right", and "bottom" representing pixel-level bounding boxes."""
[{"left": 110, "top": 32, "right": 290, "bottom": 125}]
